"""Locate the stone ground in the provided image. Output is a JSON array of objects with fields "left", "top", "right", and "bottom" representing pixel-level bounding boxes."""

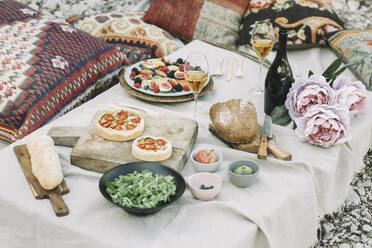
[
  {"left": 17, "top": 0, "right": 372, "bottom": 247},
  {"left": 313, "top": 151, "right": 372, "bottom": 248}
]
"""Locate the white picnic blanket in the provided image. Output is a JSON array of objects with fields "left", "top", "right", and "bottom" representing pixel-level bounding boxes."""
[{"left": 0, "top": 40, "right": 371, "bottom": 248}]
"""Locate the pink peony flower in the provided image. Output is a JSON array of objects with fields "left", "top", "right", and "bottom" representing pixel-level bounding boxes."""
[
  {"left": 285, "top": 75, "right": 335, "bottom": 119},
  {"left": 332, "top": 76, "right": 368, "bottom": 118},
  {"left": 294, "top": 104, "right": 351, "bottom": 148}
]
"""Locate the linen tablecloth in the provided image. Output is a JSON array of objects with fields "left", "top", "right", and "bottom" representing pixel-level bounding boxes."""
[{"left": 0, "top": 40, "right": 371, "bottom": 248}]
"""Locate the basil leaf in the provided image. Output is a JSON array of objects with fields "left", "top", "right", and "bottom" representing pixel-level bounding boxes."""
[{"left": 308, "top": 70, "right": 314, "bottom": 77}]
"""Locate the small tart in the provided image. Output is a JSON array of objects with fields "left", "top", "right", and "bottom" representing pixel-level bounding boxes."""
[
  {"left": 96, "top": 109, "right": 144, "bottom": 141},
  {"left": 132, "top": 136, "right": 172, "bottom": 162}
]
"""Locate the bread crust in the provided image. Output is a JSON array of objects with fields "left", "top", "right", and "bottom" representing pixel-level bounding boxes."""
[
  {"left": 95, "top": 109, "right": 145, "bottom": 142},
  {"left": 26, "top": 135, "right": 63, "bottom": 190},
  {"left": 132, "top": 136, "right": 172, "bottom": 162},
  {"left": 209, "top": 99, "right": 258, "bottom": 143}
]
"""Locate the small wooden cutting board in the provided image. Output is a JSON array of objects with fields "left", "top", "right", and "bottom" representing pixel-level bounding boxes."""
[
  {"left": 13, "top": 145, "right": 69, "bottom": 217},
  {"left": 209, "top": 123, "right": 291, "bottom": 160}
]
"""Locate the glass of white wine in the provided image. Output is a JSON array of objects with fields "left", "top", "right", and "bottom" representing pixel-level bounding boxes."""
[
  {"left": 251, "top": 20, "right": 275, "bottom": 94},
  {"left": 184, "top": 52, "right": 209, "bottom": 118}
]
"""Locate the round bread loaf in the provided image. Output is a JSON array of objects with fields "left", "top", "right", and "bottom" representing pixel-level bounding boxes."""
[{"left": 209, "top": 99, "right": 258, "bottom": 143}]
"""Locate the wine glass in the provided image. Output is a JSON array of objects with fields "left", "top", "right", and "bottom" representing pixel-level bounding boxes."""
[
  {"left": 184, "top": 52, "right": 209, "bottom": 118},
  {"left": 250, "top": 20, "right": 275, "bottom": 94}
]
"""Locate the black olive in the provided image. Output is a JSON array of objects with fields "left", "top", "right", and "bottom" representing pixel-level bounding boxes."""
[{"left": 175, "top": 84, "right": 183, "bottom": 92}]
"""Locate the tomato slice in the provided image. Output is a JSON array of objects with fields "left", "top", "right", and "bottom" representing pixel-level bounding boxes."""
[
  {"left": 113, "top": 124, "right": 123, "bottom": 130},
  {"left": 156, "top": 139, "right": 166, "bottom": 146},
  {"left": 138, "top": 144, "right": 146, "bottom": 149},
  {"left": 148, "top": 144, "right": 157, "bottom": 151},
  {"left": 145, "top": 138, "right": 154, "bottom": 145},
  {"left": 131, "top": 117, "right": 141, "bottom": 124},
  {"left": 118, "top": 111, "right": 129, "bottom": 120},
  {"left": 100, "top": 121, "right": 112, "bottom": 128},
  {"left": 125, "top": 124, "right": 136, "bottom": 130},
  {"left": 116, "top": 119, "right": 125, "bottom": 125},
  {"left": 104, "top": 114, "right": 114, "bottom": 121}
]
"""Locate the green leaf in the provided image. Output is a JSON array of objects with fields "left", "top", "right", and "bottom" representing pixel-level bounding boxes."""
[
  {"left": 271, "top": 105, "right": 292, "bottom": 126},
  {"left": 328, "top": 65, "right": 348, "bottom": 87},
  {"left": 322, "top": 58, "right": 343, "bottom": 79},
  {"left": 308, "top": 70, "right": 314, "bottom": 77},
  {"left": 105, "top": 181, "right": 116, "bottom": 191},
  {"left": 333, "top": 65, "right": 348, "bottom": 77}
]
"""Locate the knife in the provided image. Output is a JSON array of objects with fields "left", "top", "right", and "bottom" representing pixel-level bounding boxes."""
[
  {"left": 226, "top": 56, "right": 234, "bottom": 81},
  {"left": 257, "top": 114, "right": 272, "bottom": 160}
]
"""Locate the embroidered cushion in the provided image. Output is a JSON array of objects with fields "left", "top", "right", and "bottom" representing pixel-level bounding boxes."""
[
  {"left": 327, "top": 30, "right": 372, "bottom": 90},
  {"left": 143, "top": 0, "right": 250, "bottom": 47},
  {"left": 69, "top": 12, "right": 184, "bottom": 64},
  {"left": 0, "top": 0, "right": 127, "bottom": 142},
  {"left": 236, "top": 0, "right": 344, "bottom": 49}
]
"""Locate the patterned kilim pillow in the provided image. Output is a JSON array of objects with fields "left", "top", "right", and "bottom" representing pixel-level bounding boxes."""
[
  {"left": 236, "top": 0, "right": 344, "bottom": 49},
  {"left": 143, "top": 0, "right": 250, "bottom": 47},
  {"left": 69, "top": 12, "right": 184, "bottom": 65},
  {"left": 328, "top": 30, "right": 372, "bottom": 90},
  {"left": 0, "top": 0, "right": 127, "bottom": 142}
]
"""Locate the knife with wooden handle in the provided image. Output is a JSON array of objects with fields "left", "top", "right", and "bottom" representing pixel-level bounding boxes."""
[
  {"left": 268, "top": 138, "right": 291, "bottom": 160},
  {"left": 257, "top": 134, "right": 268, "bottom": 159}
]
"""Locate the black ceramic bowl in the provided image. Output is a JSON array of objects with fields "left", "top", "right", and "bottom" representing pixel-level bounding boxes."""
[{"left": 99, "top": 162, "right": 186, "bottom": 216}]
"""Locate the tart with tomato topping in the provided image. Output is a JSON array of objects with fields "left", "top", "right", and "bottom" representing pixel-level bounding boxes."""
[
  {"left": 132, "top": 136, "right": 172, "bottom": 162},
  {"left": 96, "top": 109, "right": 144, "bottom": 141}
]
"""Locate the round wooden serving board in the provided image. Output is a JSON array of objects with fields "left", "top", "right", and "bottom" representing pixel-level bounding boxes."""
[{"left": 120, "top": 70, "right": 214, "bottom": 103}]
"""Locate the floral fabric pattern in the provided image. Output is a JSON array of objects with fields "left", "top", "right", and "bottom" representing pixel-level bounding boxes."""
[
  {"left": 0, "top": 0, "right": 127, "bottom": 142},
  {"left": 237, "top": 0, "right": 344, "bottom": 49},
  {"left": 332, "top": 0, "right": 372, "bottom": 30},
  {"left": 328, "top": 30, "right": 372, "bottom": 90},
  {"left": 71, "top": 12, "right": 184, "bottom": 64}
]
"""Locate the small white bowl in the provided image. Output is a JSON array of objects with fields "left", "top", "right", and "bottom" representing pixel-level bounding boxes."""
[
  {"left": 188, "top": 172, "right": 221, "bottom": 201},
  {"left": 190, "top": 147, "right": 223, "bottom": 173}
]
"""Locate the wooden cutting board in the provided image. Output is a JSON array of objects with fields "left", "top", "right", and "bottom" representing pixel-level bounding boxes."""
[
  {"left": 47, "top": 110, "right": 198, "bottom": 173},
  {"left": 209, "top": 123, "right": 291, "bottom": 160},
  {"left": 13, "top": 145, "right": 69, "bottom": 217}
]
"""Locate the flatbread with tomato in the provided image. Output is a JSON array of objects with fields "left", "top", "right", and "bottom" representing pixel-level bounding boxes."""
[
  {"left": 132, "top": 136, "right": 172, "bottom": 162},
  {"left": 96, "top": 109, "right": 144, "bottom": 141}
]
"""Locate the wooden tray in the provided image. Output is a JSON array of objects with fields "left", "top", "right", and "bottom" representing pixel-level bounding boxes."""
[
  {"left": 13, "top": 145, "right": 70, "bottom": 217},
  {"left": 120, "top": 70, "right": 214, "bottom": 103},
  {"left": 47, "top": 110, "right": 198, "bottom": 173}
]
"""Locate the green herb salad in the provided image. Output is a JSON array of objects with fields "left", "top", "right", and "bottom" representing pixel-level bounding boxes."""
[{"left": 105, "top": 170, "right": 177, "bottom": 208}]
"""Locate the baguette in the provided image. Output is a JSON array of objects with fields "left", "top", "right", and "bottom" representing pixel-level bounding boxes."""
[{"left": 26, "top": 135, "right": 63, "bottom": 190}]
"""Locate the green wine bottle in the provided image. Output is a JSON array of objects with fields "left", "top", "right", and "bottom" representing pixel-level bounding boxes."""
[{"left": 264, "top": 28, "right": 294, "bottom": 116}]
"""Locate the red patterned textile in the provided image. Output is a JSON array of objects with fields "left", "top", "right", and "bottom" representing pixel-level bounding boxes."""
[
  {"left": 0, "top": 0, "right": 128, "bottom": 142},
  {"left": 143, "top": 0, "right": 250, "bottom": 46},
  {"left": 144, "top": 0, "right": 204, "bottom": 41}
]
